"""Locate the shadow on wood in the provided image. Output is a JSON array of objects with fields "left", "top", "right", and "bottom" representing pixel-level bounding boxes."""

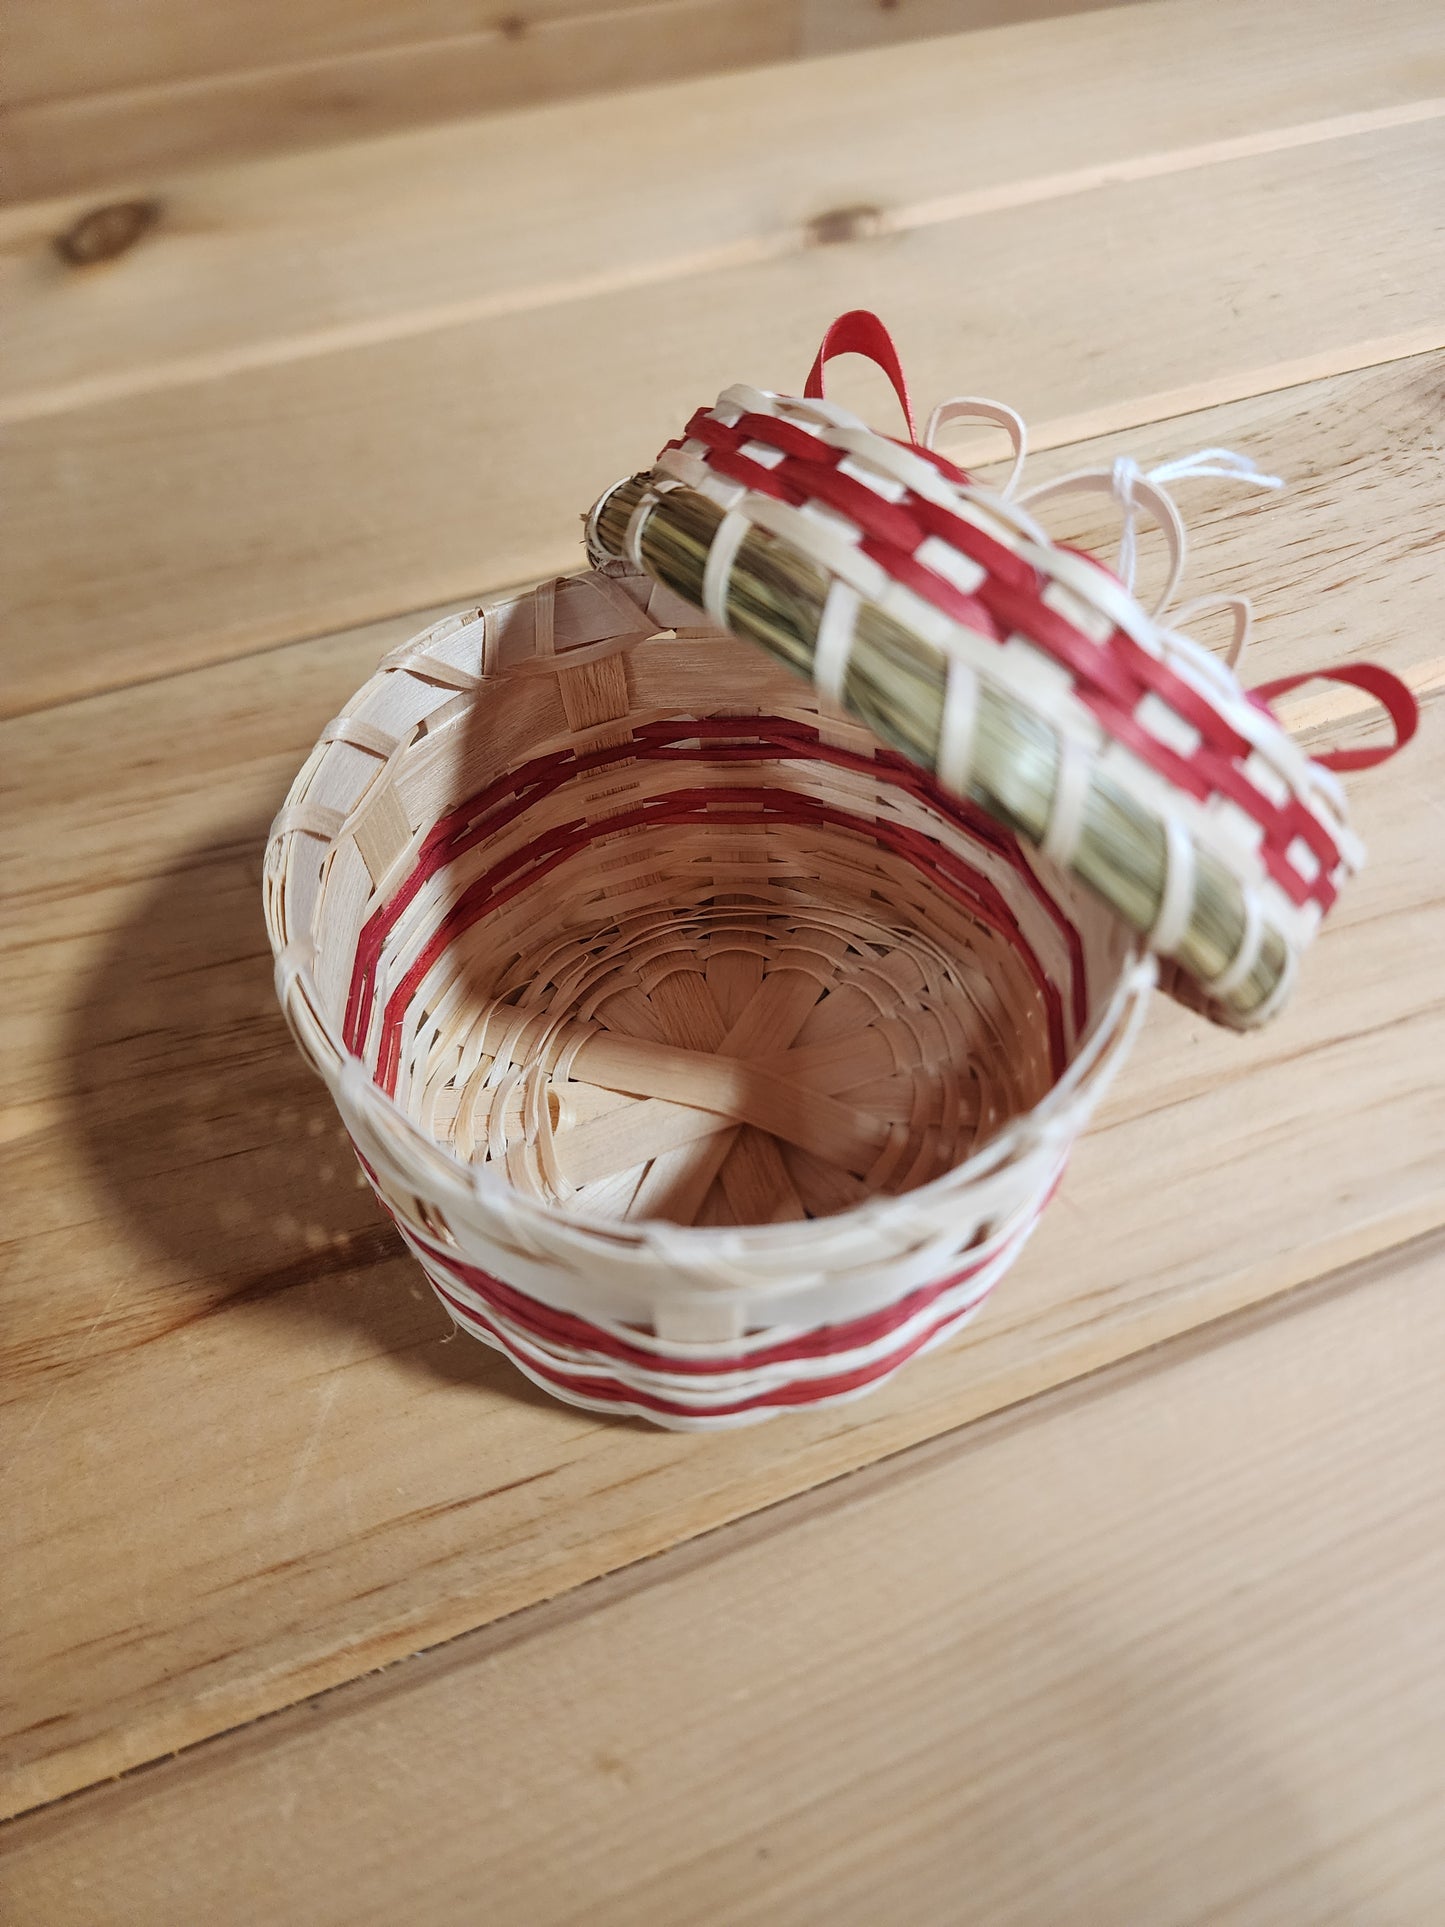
[{"left": 61, "top": 813, "right": 556, "bottom": 1409}]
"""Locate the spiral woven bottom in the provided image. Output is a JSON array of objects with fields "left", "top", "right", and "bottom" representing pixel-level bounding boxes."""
[{"left": 350, "top": 722, "right": 1077, "bottom": 1229}]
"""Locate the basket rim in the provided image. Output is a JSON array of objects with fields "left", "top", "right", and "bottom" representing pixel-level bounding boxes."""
[{"left": 265, "top": 584, "right": 1158, "bottom": 1263}]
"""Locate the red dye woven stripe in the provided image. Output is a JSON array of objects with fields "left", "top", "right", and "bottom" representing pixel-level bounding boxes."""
[
  {"left": 435, "top": 1276, "right": 1003, "bottom": 1420},
  {"left": 345, "top": 719, "right": 1088, "bottom": 1068},
  {"left": 362, "top": 783, "right": 1073, "bottom": 1094},
  {"left": 368, "top": 790, "right": 1069, "bottom": 1093},
  {"left": 672, "top": 410, "right": 1347, "bottom": 910},
  {"left": 351, "top": 1146, "right": 1023, "bottom": 1420},
  {"left": 413, "top": 1214, "right": 1035, "bottom": 1379}
]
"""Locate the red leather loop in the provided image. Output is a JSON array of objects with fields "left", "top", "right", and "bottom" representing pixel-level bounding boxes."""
[
  {"left": 804, "top": 310, "right": 919, "bottom": 444},
  {"left": 1251, "top": 662, "right": 1419, "bottom": 772}
]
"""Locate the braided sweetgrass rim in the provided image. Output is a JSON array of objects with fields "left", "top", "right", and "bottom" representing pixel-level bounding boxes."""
[{"left": 590, "top": 475, "right": 1294, "bottom": 1028}]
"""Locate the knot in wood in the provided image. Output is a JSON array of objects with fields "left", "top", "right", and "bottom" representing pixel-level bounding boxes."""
[
  {"left": 55, "top": 199, "right": 162, "bottom": 267},
  {"left": 806, "top": 205, "right": 885, "bottom": 248}
]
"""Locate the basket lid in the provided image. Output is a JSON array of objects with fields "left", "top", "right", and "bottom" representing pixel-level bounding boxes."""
[{"left": 585, "top": 311, "right": 1415, "bottom": 1028}]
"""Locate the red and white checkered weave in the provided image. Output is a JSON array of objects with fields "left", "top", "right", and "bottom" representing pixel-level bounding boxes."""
[{"left": 637, "top": 310, "right": 1416, "bottom": 1024}]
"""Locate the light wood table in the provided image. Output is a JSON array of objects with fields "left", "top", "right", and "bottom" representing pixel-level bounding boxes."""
[{"left": 3, "top": 1, "right": 1443, "bottom": 1917}]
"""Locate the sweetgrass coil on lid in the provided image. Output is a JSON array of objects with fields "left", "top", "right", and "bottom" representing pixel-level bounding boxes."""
[{"left": 586, "top": 310, "right": 1417, "bottom": 1029}]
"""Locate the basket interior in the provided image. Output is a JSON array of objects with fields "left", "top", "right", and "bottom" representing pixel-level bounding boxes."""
[{"left": 292, "top": 571, "right": 1136, "bottom": 1230}]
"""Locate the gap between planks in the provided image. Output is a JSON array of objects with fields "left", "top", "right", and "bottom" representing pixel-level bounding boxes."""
[
  {"left": 7, "top": 0, "right": 729, "bottom": 114},
  {"left": 4, "top": 98, "right": 1440, "bottom": 428},
  {"left": 0, "top": 0, "right": 794, "bottom": 205},
  {"left": 5, "top": 339, "right": 1441, "bottom": 726},
  {"left": 7, "top": 5, "right": 1442, "bottom": 714},
  {"left": 3, "top": 1224, "right": 1439, "bottom": 1833}
]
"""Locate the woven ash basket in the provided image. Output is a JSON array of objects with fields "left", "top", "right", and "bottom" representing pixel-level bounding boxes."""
[{"left": 265, "top": 313, "right": 1412, "bottom": 1428}]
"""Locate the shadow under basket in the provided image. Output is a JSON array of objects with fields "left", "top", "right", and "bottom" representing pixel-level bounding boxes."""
[{"left": 265, "top": 567, "right": 1154, "bottom": 1427}]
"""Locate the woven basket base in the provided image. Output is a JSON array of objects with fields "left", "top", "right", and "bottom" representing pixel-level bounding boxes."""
[{"left": 384, "top": 807, "right": 1060, "bottom": 1229}]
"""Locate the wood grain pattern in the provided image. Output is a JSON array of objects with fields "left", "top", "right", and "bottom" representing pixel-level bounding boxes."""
[
  {"left": 5, "top": 1237, "right": 1443, "bottom": 1924},
  {"left": 10, "top": 0, "right": 1142, "bottom": 104},
  {"left": 2, "top": 349, "right": 1440, "bottom": 1818},
  {"left": 0, "top": 0, "right": 1181, "bottom": 200},
  {"left": 9, "top": 0, "right": 1437, "bottom": 414},
  {"left": 802, "top": 0, "right": 1159, "bottom": 51},
  {"left": 3, "top": 4, "right": 1440, "bottom": 1887},
  {"left": 4, "top": 112, "right": 1443, "bottom": 717},
  {"left": 0, "top": 0, "right": 795, "bottom": 203},
  {"left": 6, "top": 0, "right": 716, "bottom": 98}
]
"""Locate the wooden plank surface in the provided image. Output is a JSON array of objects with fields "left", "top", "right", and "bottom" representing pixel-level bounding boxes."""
[
  {"left": 2, "top": 0, "right": 1142, "bottom": 110},
  {"left": 0, "top": 0, "right": 794, "bottom": 204},
  {"left": 5, "top": 0, "right": 735, "bottom": 98},
  {"left": 802, "top": 0, "right": 1160, "bottom": 48},
  {"left": 5, "top": 1237, "right": 1443, "bottom": 1924},
  {"left": 5, "top": 123, "right": 1441, "bottom": 714},
  {"left": 0, "top": 0, "right": 1175, "bottom": 200},
  {"left": 3, "top": 0, "right": 1441, "bottom": 1876},
  {"left": 10, "top": 0, "right": 1435, "bottom": 414},
  {"left": 3, "top": 342, "right": 1441, "bottom": 1818},
  {"left": 3, "top": 0, "right": 1442, "bottom": 714}
]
